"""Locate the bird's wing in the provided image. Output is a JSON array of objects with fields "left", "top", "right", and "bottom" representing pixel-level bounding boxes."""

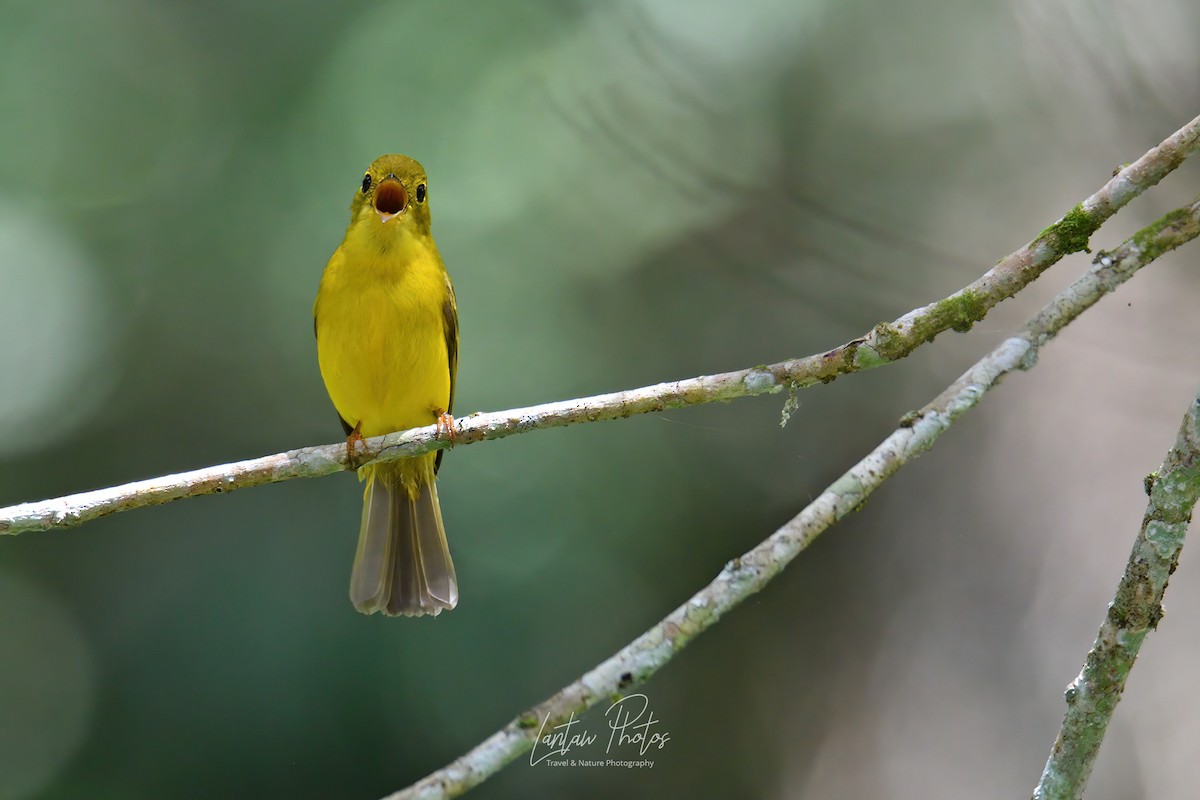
[
  {"left": 314, "top": 247, "right": 355, "bottom": 436},
  {"left": 437, "top": 272, "right": 459, "bottom": 474}
]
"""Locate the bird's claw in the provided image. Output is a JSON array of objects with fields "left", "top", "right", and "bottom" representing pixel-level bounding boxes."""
[
  {"left": 435, "top": 409, "right": 458, "bottom": 441},
  {"left": 345, "top": 422, "right": 367, "bottom": 469}
]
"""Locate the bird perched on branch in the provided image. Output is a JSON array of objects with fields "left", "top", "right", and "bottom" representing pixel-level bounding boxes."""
[{"left": 314, "top": 154, "right": 459, "bottom": 617}]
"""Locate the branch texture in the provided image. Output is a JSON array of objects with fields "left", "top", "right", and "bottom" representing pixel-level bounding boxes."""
[
  {"left": 3, "top": 116, "right": 1198, "bottom": 537},
  {"left": 1032, "top": 390, "right": 1200, "bottom": 799},
  {"left": 384, "top": 201, "right": 1200, "bottom": 800}
]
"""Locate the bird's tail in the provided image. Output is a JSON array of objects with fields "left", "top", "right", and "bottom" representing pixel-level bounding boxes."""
[{"left": 350, "top": 457, "right": 458, "bottom": 616}]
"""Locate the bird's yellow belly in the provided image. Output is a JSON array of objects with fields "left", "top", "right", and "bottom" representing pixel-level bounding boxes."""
[{"left": 316, "top": 268, "right": 450, "bottom": 439}]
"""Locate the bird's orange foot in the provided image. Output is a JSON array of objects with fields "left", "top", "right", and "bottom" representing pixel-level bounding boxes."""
[
  {"left": 434, "top": 409, "right": 458, "bottom": 442},
  {"left": 345, "top": 421, "right": 366, "bottom": 468}
]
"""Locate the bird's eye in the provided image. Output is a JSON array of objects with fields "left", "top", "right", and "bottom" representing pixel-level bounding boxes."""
[
  {"left": 416, "top": 183, "right": 426, "bottom": 203},
  {"left": 361, "top": 174, "right": 372, "bottom": 193}
]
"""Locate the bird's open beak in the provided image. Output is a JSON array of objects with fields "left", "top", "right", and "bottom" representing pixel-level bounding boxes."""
[{"left": 373, "top": 177, "right": 408, "bottom": 223}]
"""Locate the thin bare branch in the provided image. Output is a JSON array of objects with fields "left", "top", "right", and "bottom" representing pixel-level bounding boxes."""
[
  {"left": 1032, "top": 397, "right": 1200, "bottom": 799},
  {"left": 3, "top": 116, "right": 1198, "bottom": 537},
  {"left": 383, "top": 201, "right": 1200, "bottom": 800}
]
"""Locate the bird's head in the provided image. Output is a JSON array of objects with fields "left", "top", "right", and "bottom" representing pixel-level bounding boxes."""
[{"left": 350, "top": 154, "right": 432, "bottom": 237}]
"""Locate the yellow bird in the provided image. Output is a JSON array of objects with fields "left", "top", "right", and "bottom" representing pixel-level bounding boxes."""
[{"left": 313, "top": 154, "right": 459, "bottom": 617}]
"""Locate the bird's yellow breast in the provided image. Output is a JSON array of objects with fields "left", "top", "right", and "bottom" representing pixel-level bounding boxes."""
[{"left": 314, "top": 227, "right": 451, "bottom": 439}]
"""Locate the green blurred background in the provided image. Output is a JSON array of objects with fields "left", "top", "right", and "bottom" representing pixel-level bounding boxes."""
[{"left": 3, "top": 2, "right": 1200, "bottom": 798}]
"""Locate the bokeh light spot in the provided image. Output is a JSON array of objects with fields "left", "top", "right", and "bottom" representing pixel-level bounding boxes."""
[{"left": 0, "top": 200, "right": 116, "bottom": 457}]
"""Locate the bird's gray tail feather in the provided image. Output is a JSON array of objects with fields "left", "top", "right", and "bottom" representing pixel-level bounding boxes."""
[{"left": 350, "top": 467, "right": 458, "bottom": 617}]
